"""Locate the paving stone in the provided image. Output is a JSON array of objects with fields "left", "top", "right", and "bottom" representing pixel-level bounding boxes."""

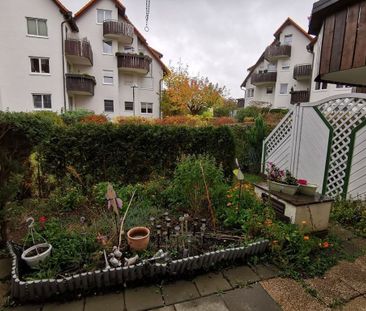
[
  {"left": 341, "top": 239, "right": 366, "bottom": 258},
  {"left": 252, "top": 264, "right": 280, "bottom": 280},
  {"left": 85, "top": 293, "right": 124, "bottom": 311},
  {"left": 193, "top": 272, "right": 231, "bottom": 296},
  {"left": 222, "top": 283, "right": 281, "bottom": 311},
  {"left": 328, "top": 223, "right": 354, "bottom": 241},
  {"left": 0, "top": 282, "right": 9, "bottom": 307},
  {"left": 223, "top": 265, "right": 260, "bottom": 287},
  {"left": 125, "top": 285, "right": 164, "bottom": 311},
  {"left": 338, "top": 296, "right": 366, "bottom": 311},
  {"left": 355, "top": 255, "right": 366, "bottom": 269},
  {"left": 162, "top": 281, "right": 200, "bottom": 305},
  {"left": 261, "top": 277, "right": 330, "bottom": 311},
  {"left": 305, "top": 274, "right": 359, "bottom": 306},
  {"left": 0, "top": 259, "right": 11, "bottom": 280},
  {"left": 5, "top": 306, "right": 41, "bottom": 311},
  {"left": 175, "top": 295, "right": 229, "bottom": 311},
  {"left": 42, "top": 299, "right": 84, "bottom": 311},
  {"left": 329, "top": 260, "right": 366, "bottom": 294},
  {"left": 150, "top": 307, "right": 175, "bottom": 311}
]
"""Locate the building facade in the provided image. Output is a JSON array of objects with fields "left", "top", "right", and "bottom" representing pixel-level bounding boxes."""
[
  {"left": 0, "top": 0, "right": 168, "bottom": 118},
  {"left": 241, "top": 18, "right": 353, "bottom": 109}
]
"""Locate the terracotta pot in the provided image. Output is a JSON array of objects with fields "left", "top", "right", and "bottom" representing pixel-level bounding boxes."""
[{"left": 127, "top": 227, "right": 150, "bottom": 251}]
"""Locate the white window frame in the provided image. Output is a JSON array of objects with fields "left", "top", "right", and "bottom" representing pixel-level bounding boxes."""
[
  {"left": 246, "top": 88, "right": 254, "bottom": 98},
  {"left": 284, "top": 34, "right": 293, "bottom": 46},
  {"left": 279, "top": 83, "right": 288, "bottom": 95},
  {"left": 29, "top": 57, "right": 50, "bottom": 75},
  {"left": 103, "top": 70, "right": 114, "bottom": 85},
  {"left": 32, "top": 94, "right": 52, "bottom": 110},
  {"left": 102, "top": 40, "right": 113, "bottom": 55},
  {"left": 141, "top": 102, "right": 153, "bottom": 114},
  {"left": 104, "top": 99, "right": 114, "bottom": 112},
  {"left": 281, "top": 62, "right": 290, "bottom": 71},
  {"left": 97, "top": 9, "right": 112, "bottom": 24},
  {"left": 26, "top": 17, "right": 48, "bottom": 38},
  {"left": 315, "top": 82, "right": 328, "bottom": 91},
  {"left": 267, "top": 63, "right": 277, "bottom": 72}
]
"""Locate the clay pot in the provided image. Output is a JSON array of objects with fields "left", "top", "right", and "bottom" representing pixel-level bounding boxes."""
[{"left": 127, "top": 227, "right": 150, "bottom": 251}]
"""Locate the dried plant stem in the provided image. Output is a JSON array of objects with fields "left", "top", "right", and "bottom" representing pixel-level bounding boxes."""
[
  {"left": 118, "top": 189, "right": 136, "bottom": 249},
  {"left": 199, "top": 161, "right": 216, "bottom": 230}
]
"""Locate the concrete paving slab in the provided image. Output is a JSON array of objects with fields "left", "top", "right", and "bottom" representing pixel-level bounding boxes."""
[
  {"left": 85, "top": 293, "right": 124, "bottom": 311},
  {"left": 125, "top": 285, "right": 164, "bottom": 311},
  {"left": 150, "top": 307, "right": 175, "bottom": 311},
  {"left": 0, "top": 282, "right": 9, "bottom": 307},
  {"left": 252, "top": 264, "right": 280, "bottom": 280},
  {"left": 223, "top": 266, "right": 260, "bottom": 287},
  {"left": 175, "top": 295, "right": 229, "bottom": 311},
  {"left": 222, "top": 283, "right": 281, "bottom": 311},
  {"left": 261, "top": 277, "right": 330, "bottom": 311},
  {"left": 328, "top": 223, "right": 354, "bottom": 241},
  {"left": 341, "top": 239, "right": 366, "bottom": 258},
  {"left": 329, "top": 261, "right": 366, "bottom": 294},
  {"left": 43, "top": 299, "right": 84, "bottom": 311},
  {"left": 4, "top": 306, "right": 41, "bottom": 311},
  {"left": 0, "top": 259, "right": 11, "bottom": 280},
  {"left": 305, "top": 274, "right": 359, "bottom": 306},
  {"left": 193, "top": 272, "right": 231, "bottom": 296},
  {"left": 337, "top": 296, "right": 366, "bottom": 311},
  {"left": 163, "top": 281, "right": 200, "bottom": 305}
]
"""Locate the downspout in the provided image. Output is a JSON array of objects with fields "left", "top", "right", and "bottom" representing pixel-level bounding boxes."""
[
  {"left": 159, "top": 77, "right": 164, "bottom": 118},
  {"left": 61, "top": 20, "right": 67, "bottom": 113}
]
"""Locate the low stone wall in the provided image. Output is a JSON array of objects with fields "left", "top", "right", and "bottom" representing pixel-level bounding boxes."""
[{"left": 8, "top": 240, "right": 269, "bottom": 302}]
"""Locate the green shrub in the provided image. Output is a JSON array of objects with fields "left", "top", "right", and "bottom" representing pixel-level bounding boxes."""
[
  {"left": 236, "top": 106, "right": 262, "bottom": 122},
  {"left": 213, "top": 106, "right": 232, "bottom": 117},
  {"left": 33, "top": 111, "right": 64, "bottom": 126},
  {"left": 60, "top": 109, "right": 94, "bottom": 125},
  {"left": 167, "top": 155, "right": 228, "bottom": 214},
  {"left": 332, "top": 198, "right": 366, "bottom": 237},
  {"left": 41, "top": 124, "right": 236, "bottom": 184}
]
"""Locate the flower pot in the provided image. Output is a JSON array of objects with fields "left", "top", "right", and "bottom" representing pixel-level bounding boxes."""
[
  {"left": 127, "top": 227, "right": 150, "bottom": 251},
  {"left": 21, "top": 243, "right": 52, "bottom": 269},
  {"left": 268, "top": 181, "right": 298, "bottom": 195},
  {"left": 299, "top": 184, "right": 318, "bottom": 196}
]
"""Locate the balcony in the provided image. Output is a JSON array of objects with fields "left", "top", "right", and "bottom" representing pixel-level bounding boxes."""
[
  {"left": 65, "top": 39, "right": 93, "bottom": 66},
  {"left": 66, "top": 74, "right": 96, "bottom": 96},
  {"left": 103, "top": 20, "right": 134, "bottom": 44},
  {"left": 293, "top": 64, "right": 312, "bottom": 80},
  {"left": 251, "top": 72, "right": 277, "bottom": 86},
  {"left": 264, "top": 44, "right": 291, "bottom": 62},
  {"left": 116, "top": 53, "right": 152, "bottom": 75},
  {"left": 290, "top": 90, "right": 310, "bottom": 105}
]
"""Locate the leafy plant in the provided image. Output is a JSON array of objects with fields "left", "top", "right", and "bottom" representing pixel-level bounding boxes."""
[
  {"left": 284, "top": 170, "right": 298, "bottom": 186},
  {"left": 61, "top": 109, "right": 94, "bottom": 125}
]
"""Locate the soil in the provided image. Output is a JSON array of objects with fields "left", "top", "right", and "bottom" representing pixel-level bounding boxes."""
[{"left": 24, "top": 246, "right": 49, "bottom": 258}]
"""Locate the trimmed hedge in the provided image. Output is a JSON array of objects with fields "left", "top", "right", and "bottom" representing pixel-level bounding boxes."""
[{"left": 41, "top": 124, "right": 236, "bottom": 184}]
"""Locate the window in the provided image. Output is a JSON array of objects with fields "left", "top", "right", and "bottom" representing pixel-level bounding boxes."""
[
  {"left": 246, "top": 88, "right": 254, "bottom": 98},
  {"left": 97, "top": 9, "right": 112, "bottom": 24},
  {"left": 104, "top": 100, "right": 114, "bottom": 112},
  {"left": 33, "top": 94, "right": 51, "bottom": 109},
  {"left": 26, "top": 18, "right": 47, "bottom": 37},
  {"left": 336, "top": 84, "right": 345, "bottom": 88},
  {"left": 268, "top": 63, "right": 277, "bottom": 72},
  {"left": 284, "top": 34, "right": 293, "bottom": 45},
  {"left": 266, "top": 87, "right": 273, "bottom": 94},
  {"left": 280, "top": 83, "right": 288, "bottom": 95},
  {"left": 141, "top": 102, "right": 153, "bottom": 114},
  {"left": 103, "top": 70, "right": 114, "bottom": 85},
  {"left": 103, "top": 40, "right": 113, "bottom": 54},
  {"left": 30, "top": 57, "right": 50, "bottom": 74},
  {"left": 315, "top": 82, "right": 328, "bottom": 90},
  {"left": 125, "top": 101, "right": 134, "bottom": 111},
  {"left": 281, "top": 62, "right": 290, "bottom": 70}
]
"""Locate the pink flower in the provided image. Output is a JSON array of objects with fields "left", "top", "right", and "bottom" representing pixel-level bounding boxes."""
[{"left": 298, "top": 179, "right": 308, "bottom": 185}]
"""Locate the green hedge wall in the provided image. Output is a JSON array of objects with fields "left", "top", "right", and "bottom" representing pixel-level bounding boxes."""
[{"left": 41, "top": 124, "right": 236, "bottom": 184}]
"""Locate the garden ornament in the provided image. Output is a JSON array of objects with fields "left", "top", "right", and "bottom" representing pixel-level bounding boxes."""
[
  {"left": 21, "top": 217, "right": 52, "bottom": 269},
  {"left": 184, "top": 214, "right": 189, "bottom": 232},
  {"left": 113, "top": 246, "right": 122, "bottom": 259},
  {"left": 166, "top": 218, "right": 171, "bottom": 238},
  {"left": 106, "top": 183, "right": 122, "bottom": 235},
  {"left": 179, "top": 217, "right": 185, "bottom": 234},
  {"left": 109, "top": 254, "right": 121, "bottom": 268},
  {"left": 103, "top": 250, "right": 111, "bottom": 269},
  {"left": 124, "top": 254, "right": 139, "bottom": 267}
]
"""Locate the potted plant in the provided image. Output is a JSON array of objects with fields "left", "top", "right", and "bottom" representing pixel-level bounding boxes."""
[
  {"left": 297, "top": 179, "right": 318, "bottom": 196},
  {"left": 266, "top": 163, "right": 298, "bottom": 195}
]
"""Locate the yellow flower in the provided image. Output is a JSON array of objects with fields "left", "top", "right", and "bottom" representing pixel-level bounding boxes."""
[{"left": 304, "top": 235, "right": 309, "bottom": 241}]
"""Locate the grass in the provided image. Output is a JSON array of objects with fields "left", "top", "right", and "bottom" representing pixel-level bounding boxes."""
[{"left": 244, "top": 173, "right": 265, "bottom": 184}]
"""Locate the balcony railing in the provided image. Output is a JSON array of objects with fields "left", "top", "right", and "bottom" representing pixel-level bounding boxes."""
[
  {"left": 264, "top": 44, "right": 291, "bottom": 61},
  {"left": 103, "top": 20, "right": 134, "bottom": 44},
  {"left": 65, "top": 39, "right": 93, "bottom": 66},
  {"left": 290, "top": 90, "right": 310, "bottom": 104},
  {"left": 293, "top": 64, "right": 312, "bottom": 80},
  {"left": 66, "top": 74, "right": 96, "bottom": 96},
  {"left": 251, "top": 72, "right": 277, "bottom": 86},
  {"left": 116, "top": 53, "right": 152, "bottom": 75}
]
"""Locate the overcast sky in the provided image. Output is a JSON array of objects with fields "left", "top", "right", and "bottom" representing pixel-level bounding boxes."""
[{"left": 62, "top": 0, "right": 315, "bottom": 98}]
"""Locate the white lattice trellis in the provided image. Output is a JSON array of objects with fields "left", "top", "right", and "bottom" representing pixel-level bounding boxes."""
[
  {"left": 265, "top": 111, "right": 294, "bottom": 158},
  {"left": 317, "top": 97, "right": 366, "bottom": 197}
]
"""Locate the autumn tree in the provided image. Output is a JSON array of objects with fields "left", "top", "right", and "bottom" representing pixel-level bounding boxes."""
[{"left": 162, "top": 63, "right": 229, "bottom": 116}]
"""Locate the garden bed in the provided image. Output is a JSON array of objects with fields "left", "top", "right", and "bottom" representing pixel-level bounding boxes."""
[{"left": 8, "top": 240, "right": 268, "bottom": 302}]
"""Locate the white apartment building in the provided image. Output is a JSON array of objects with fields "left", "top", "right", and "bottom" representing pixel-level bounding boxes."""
[
  {"left": 0, "top": 0, "right": 168, "bottom": 118},
  {"left": 241, "top": 18, "right": 353, "bottom": 109}
]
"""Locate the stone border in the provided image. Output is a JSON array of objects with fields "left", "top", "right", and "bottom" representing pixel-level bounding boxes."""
[{"left": 8, "top": 240, "right": 269, "bottom": 302}]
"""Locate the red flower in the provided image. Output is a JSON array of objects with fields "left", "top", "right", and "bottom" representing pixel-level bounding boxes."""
[
  {"left": 322, "top": 241, "right": 329, "bottom": 248},
  {"left": 39, "top": 216, "right": 47, "bottom": 223},
  {"left": 298, "top": 179, "right": 308, "bottom": 185}
]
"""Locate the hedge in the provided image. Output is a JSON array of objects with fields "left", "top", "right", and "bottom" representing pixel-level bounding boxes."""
[{"left": 41, "top": 124, "right": 236, "bottom": 184}]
